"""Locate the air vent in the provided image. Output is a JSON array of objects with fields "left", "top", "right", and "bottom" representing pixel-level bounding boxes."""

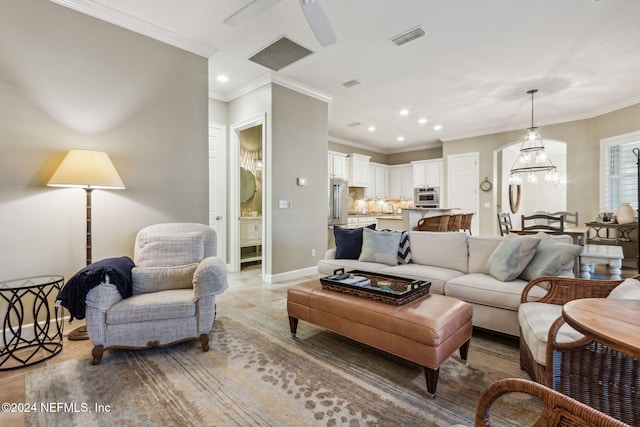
[
  {"left": 342, "top": 79, "right": 360, "bottom": 88},
  {"left": 346, "top": 122, "right": 361, "bottom": 127},
  {"left": 249, "top": 37, "right": 313, "bottom": 71},
  {"left": 391, "top": 27, "right": 426, "bottom": 46}
]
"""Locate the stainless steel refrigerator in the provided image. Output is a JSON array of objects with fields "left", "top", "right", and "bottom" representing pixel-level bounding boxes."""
[{"left": 329, "top": 177, "right": 348, "bottom": 226}]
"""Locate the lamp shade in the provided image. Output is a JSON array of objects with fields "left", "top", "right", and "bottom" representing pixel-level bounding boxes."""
[{"left": 48, "top": 149, "right": 125, "bottom": 189}]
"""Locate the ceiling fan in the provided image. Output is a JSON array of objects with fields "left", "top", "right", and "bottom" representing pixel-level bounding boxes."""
[{"left": 224, "top": 0, "right": 337, "bottom": 47}]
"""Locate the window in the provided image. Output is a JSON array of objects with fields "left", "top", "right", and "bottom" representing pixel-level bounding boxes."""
[{"left": 601, "top": 131, "right": 640, "bottom": 212}]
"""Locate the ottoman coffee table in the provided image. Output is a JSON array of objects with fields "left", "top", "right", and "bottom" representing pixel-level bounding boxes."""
[{"left": 287, "top": 278, "right": 473, "bottom": 397}]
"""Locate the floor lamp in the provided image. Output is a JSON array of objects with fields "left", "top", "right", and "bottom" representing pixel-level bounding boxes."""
[{"left": 48, "top": 149, "right": 126, "bottom": 339}]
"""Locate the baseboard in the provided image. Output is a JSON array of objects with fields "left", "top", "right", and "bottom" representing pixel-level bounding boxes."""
[
  {"left": 0, "top": 315, "right": 71, "bottom": 347},
  {"left": 264, "top": 266, "right": 318, "bottom": 284}
]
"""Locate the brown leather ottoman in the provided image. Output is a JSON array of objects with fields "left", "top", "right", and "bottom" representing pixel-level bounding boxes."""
[{"left": 287, "top": 279, "right": 473, "bottom": 398}]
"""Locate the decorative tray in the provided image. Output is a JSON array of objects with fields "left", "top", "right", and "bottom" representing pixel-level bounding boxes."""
[{"left": 320, "top": 269, "right": 431, "bottom": 306}]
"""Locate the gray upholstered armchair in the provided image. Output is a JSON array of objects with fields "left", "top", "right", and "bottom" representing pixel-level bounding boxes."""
[{"left": 85, "top": 223, "right": 228, "bottom": 364}]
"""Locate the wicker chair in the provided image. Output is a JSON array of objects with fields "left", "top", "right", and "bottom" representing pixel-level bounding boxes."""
[
  {"left": 519, "top": 275, "right": 640, "bottom": 425},
  {"left": 519, "top": 276, "right": 624, "bottom": 385},
  {"left": 447, "top": 213, "right": 464, "bottom": 232},
  {"left": 416, "top": 214, "right": 449, "bottom": 231},
  {"left": 461, "top": 213, "right": 473, "bottom": 235},
  {"left": 475, "top": 378, "right": 629, "bottom": 427}
]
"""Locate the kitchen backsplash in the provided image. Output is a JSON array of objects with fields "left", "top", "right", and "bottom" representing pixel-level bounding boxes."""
[{"left": 348, "top": 188, "right": 413, "bottom": 214}]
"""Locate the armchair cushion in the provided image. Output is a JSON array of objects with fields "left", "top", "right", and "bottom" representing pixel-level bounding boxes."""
[
  {"left": 518, "top": 302, "right": 583, "bottom": 365},
  {"left": 131, "top": 263, "right": 198, "bottom": 294},
  {"left": 106, "top": 289, "right": 196, "bottom": 324},
  {"left": 135, "top": 232, "right": 204, "bottom": 267},
  {"left": 607, "top": 277, "right": 640, "bottom": 299}
]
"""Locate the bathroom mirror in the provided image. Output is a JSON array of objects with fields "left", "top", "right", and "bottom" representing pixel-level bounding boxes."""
[{"left": 240, "top": 167, "right": 256, "bottom": 203}]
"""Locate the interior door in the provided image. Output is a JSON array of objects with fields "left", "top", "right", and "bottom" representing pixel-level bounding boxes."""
[
  {"left": 209, "top": 123, "right": 227, "bottom": 262},
  {"left": 447, "top": 152, "right": 480, "bottom": 235}
]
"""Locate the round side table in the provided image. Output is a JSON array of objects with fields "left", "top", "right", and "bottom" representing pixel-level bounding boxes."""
[{"left": 0, "top": 275, "right": 65, "bottom": 370}]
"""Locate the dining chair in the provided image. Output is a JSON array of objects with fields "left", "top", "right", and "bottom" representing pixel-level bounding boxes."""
[
  {"left": 461, "top": 213, "right": 473, "bottom": 235},
  {"left": 497, "top": 213, "right": 512, "bottom": 236},
  {"left": 521, "top": 214, "right": 564, "bottom": 232},
  {"left": 548, "top": 211, "right": 578, "bottom": 226}
]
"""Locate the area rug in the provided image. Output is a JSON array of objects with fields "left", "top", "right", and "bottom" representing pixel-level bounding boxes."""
[{"left": 26, "top": 302, "right": 540, "bottom": 426}]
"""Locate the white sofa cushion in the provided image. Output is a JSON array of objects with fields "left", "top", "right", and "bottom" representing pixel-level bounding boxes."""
[
  {"left": 445, "top": 273, "right": 546, "bottom": 311},
  {"left": 467, "top": 236, "right": 502, "bottom": 273},
  {"left": 380, "top": 264, "right": 465, "bottom": 295},
  {"left": 318, "top": 258, "right": 390, "bottom": 276},
  {"left": 518, "top": 302, "right": 584, "bottom": 365},
  {"left": 409, "top": 231, "right": 469, "bottom": 273}
]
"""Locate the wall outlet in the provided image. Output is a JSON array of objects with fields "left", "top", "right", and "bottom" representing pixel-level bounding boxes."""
[{"left": 311, "top": 248, "right": 316, "bottom": 257}]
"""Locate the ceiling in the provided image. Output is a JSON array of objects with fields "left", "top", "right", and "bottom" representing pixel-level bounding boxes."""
[{"left": 51, "top": 0, "right": 640, "bottom": 153}]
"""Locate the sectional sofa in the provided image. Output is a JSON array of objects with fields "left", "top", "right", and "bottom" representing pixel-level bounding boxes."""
[{"left": 318, "top": 229, "right": 582, "bottom": 337}]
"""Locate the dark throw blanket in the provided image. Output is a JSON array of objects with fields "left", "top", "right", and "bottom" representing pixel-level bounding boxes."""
[{"left": 57, "top": 256, "right": 134, "bottom": 321}]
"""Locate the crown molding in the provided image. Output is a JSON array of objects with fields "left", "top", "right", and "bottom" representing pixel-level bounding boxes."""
[
  {"left": 49, "top": 0, "right": 218, "bottom": 58},
  {"left": 210, "top": 72, "right": 333, "bottom": 104},
  {"left": 329, "top": 136, "right": 442, "bottom": 155}
]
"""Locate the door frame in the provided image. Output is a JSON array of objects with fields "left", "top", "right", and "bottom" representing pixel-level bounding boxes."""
[
  {"left": 229, "top": 114, "right": 266, "bottom": 274},
  {"left": 446, "top": 152, "right": 480, "bottom": 235}
]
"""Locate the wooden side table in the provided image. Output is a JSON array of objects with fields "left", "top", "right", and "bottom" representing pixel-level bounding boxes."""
[{"left": 0, "top": 275, "right": 65, "bottom": 370}]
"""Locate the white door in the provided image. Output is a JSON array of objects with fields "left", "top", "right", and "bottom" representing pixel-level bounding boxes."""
[
  {"left": 209, "top": 123, "right": 227, "bottom": 261},
  {"left": 447, "top": 153, "right": 480, "bottom": 235}
]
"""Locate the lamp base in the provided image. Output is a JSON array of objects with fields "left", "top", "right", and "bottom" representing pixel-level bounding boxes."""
[{"left": 67, "top": 325, "right": 89, "bottom": 341}]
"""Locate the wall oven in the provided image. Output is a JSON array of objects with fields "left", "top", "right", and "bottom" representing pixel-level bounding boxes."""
[{"left": 414, "top": 187, "right": 440, "bottom": 208}]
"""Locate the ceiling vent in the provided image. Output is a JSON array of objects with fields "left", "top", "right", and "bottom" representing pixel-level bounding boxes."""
[
  {"left": 249, "top": 37, "right": 313, "bottom": 71},
  {"left": 346, "top": 122, "right": 361, "bottom": 127},
  {"left": 342, "top": 79, "right": 361, "bottom": 88},
  {"left": 391, "top": 27, "right": 426, "bottom": 46}
]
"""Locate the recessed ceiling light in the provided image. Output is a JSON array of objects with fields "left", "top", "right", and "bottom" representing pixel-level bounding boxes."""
[
  {"left": 368, "top": 126, "right": 376, "bottom": 132},
  {"left": 397, "top": 136, "right": 405, "bottom": 142},
  {"left": 418, "top": 118, "right": 427, "bottom": 124},
  {"left": 400, "top": 109, "right": 410, "bottom": 116},
  {"left": 433, "top": 125, "right": 442, "bottom": 131},
  {"left": 217, "top": 75, "right": 229, "bottom": 83}
]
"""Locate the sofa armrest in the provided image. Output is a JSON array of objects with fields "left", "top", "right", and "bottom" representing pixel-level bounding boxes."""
[
  {"left": 193, "top": 256, "right": 228, "bottom": 298},
  {"left": 520, "top": 276, "right": 623, "bottom": 305},
  {"left": 325, "top": 248, "right": 337, "bottom": 259}
]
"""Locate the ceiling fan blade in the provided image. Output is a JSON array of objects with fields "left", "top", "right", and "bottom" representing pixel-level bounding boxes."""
[
  {"left": 224, "top": 0, "right": 284, "bottom": 27},
  {"left": 299, "top": 0, "right": 336, "bottom": 47}
]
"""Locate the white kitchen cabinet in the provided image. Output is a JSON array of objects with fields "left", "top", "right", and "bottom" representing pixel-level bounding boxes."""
[
  {"left": 240, "top": 217, "right": 262, "bottom": 262},
  {"left": 388, "top": 164, "right": 414, "bottom": 199},
  {"left": 328, "top": 151, "right": 347, "bottom": 180},
  {"left": 348, "top": 153, "right": 370, "bottom": 187},
  {"left": 412, "top": 159, "right": 443, "bottom": 188},
  {"left": 365, "top": 163, "right": 388, "bottom": 199}
]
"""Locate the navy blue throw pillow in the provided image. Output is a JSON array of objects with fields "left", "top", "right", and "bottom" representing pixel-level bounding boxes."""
[{"left": 334, "top": 223, "right": 376, "bottom": 259}]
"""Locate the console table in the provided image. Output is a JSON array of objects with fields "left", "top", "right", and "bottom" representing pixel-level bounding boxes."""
[
  {"left": 585, "top": 221, "right": 637, "bottom": 245},
  {"left": 0, "top": 275, "right": 65, "bottom": 370}
]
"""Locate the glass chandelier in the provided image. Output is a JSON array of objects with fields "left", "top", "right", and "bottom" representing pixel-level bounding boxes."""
[{"left": 509, "top": 89, "right": 559, "bottom": 185}]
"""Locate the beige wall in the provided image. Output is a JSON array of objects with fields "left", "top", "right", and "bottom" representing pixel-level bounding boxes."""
[
  {"left": 443, "top": 104, "right": 640, "bottom": 235},
  {"left": 0, "top": 0, "right": 208, "bottom": 282}
]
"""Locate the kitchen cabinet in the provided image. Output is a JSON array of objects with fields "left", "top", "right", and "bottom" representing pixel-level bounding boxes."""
[
  {"left": 365, "top": 163, "right": 388, "bottom": 199},
  {"left": 328, "top": 151, "right": 347, "bottom": 180},
  {"left": 388, "top": 164, "right": 414, "bottom": 199},
  {"left": 412, "top": 159, "right": 443, "bottom": 188},
  {"left": 240, "top": 217, "right": 262, "bottom": 263},
  {"left": 348, "top": 153, "right": 370, "bottom": 187}
]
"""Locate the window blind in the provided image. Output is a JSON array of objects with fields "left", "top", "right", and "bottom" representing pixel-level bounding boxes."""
[{"left": 605, "top": 141, "right": 640, "bottom": 212}]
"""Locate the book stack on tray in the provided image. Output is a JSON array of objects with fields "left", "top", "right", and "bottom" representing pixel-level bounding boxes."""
[{"left": 320, "top": 269, "right": 431, "bottom": 306}]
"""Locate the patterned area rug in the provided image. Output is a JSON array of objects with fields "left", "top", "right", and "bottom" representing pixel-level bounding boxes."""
[{"left": 26, "top": 302, "right": 540, "bottom": 426}]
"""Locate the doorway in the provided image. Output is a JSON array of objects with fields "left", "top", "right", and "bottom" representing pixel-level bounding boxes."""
[
  {"left": 447, "top": 152, "right": 480, "bottom": 235},
  {"left": 229, "top": 115, "right": 266, "bottom": 273}
]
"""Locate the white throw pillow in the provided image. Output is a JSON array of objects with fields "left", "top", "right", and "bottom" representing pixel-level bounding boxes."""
[
  {"left": 519, "top": 233, "right": 582, "bottom": 281},
  {"left": 132, "top": 263, "right": 198, "bottom": 294},
  {"left": 358, "top": 228, "right": 402, "bottom": 265},
  {"left": 486, "top": 234, "right": 540, "bottom": 282}
]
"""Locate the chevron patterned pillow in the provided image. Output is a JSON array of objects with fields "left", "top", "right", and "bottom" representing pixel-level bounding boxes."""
[{"left": 397, "top": 230, "right": 412, "bottom": 264}]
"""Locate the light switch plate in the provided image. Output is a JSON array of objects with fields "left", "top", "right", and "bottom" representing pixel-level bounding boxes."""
[{"left": 279, "top": 200, "right": 290, "bottom": 208}]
